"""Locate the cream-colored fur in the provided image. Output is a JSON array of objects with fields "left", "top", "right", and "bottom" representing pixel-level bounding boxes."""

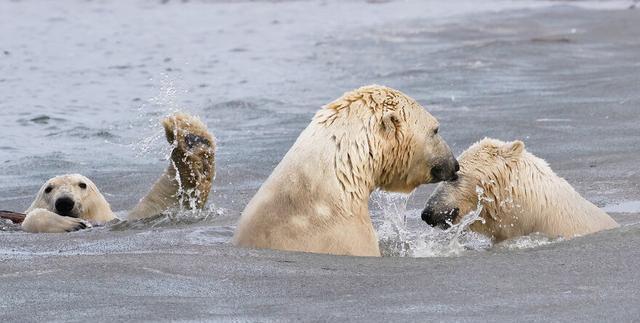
[
  {"left": 423, "top": 138, "right": 619, "bottom": 241},
  {"left": 21, "top": 113, "right": 216, "bottom": 233},
  {"left": 233, "top": 85, "right": 457, "bottom": 256},
  {"left": 22, "top": 174, "right": 112, "bottom": 233},
  {"left": 128, "top": 113, "right": 216, "bottom": 220}
]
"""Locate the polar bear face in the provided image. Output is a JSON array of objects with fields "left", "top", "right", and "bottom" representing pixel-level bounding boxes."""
[
  {"left": 421, "top": 138, "right": 525, "bottom": 229},
  {"left": 27, "top": 174, "right": 113, "bottom": 221},
  {"left": 378, "top": 105, "right": 459, "bottom": 193},
  {"left": 315, "top": 85, "right": 458, "bottom": 197}
]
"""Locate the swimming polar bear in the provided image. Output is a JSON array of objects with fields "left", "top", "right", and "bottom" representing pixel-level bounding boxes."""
[
  {"left": 20, "top": 113, "right": 216, "bottom": 233},
  {"left": 233, "top": 85, "right": 459, "bottom": 256},
  {"left": 421, "top": 138, "right": 619, "bottom": 241}
]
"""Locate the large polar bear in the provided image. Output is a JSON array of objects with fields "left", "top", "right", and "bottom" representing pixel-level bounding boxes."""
[
  {"left": 19, "top": 113, "right": 216, "bottom": 233},
  {"left": 421, "top": 138, "right": 619, "bottom": 241},
  {"left": 233, "top": 85, "right": 459, "bottom": 256}
]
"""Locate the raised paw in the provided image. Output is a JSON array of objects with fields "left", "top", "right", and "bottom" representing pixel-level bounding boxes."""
[
  {"left": 162, "top": 113, "right": 215, "bottom": 151},
  {"left": 162, "top": 112, "right": 216, "bottom": 209}
]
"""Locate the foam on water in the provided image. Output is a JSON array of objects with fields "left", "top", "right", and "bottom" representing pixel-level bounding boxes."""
[
  {"left": 496, "top": 233, "right": 564, "bottom": 251},
  {"left": 603, "top": 201, "right": 640, "bottom": 214},
  {"left": 186, "top": 226, "right": 236, "bottom": 246},
  {"left": 109, "top": 205, "right": 226, "bottom": 231}
]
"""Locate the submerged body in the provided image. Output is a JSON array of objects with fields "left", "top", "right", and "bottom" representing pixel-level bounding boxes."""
[
  {"left": 422, "top": 138, "right": 618, "bottom": 241},
  {"left": 21, "top": 113, "right": 216, "bottom": 233},
  {"left": 233, "top": 85, "right": 458, "bottom": 256}
]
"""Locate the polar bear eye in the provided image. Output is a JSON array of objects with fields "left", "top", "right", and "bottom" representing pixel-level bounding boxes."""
[
  {"left": 78, "top": 182, "right": 87, "bottom": 189},
  {"left": 433, "top": 127, "right": 439, "bottom": 135},
  {"left": 44, "top": 186, "right": 53, "bottom": 194}
]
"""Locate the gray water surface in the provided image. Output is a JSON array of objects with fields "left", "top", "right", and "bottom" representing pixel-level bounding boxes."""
[{"left": 1, "top": 0, "right": 639, "bottom": 321}]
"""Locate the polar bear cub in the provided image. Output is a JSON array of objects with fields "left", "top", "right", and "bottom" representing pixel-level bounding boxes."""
[{"left": 422, "top": 138, "right": 619, "bottom": 241}]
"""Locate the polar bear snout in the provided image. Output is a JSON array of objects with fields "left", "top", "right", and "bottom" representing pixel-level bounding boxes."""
[
  {"left": 421, "top": 204, "right": 458, "bottom": 229},
  {"left": 54, "top": 196, "right": 77, "bottom": 218},
  {"left": 431, "top": 158, "right": 459, "bottom": 182}
]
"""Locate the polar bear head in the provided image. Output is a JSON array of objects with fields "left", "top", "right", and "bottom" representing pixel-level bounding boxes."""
[
  {"left": 314, "top": 85, "right": 458, "bottom": 196},
  {"left": 27, "top": 174, "right": 115, "bottom": 222},
  {"left": 421, "top": 138, "right": 525, "bottom": 230}
]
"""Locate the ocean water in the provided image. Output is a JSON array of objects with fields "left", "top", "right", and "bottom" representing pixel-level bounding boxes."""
[{"left": 1, "top": 0, "right": 639, "bottom": 321}]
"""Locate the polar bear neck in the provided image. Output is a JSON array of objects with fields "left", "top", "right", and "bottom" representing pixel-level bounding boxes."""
[
  {"left": 236, "top": 123, "right": 378, "bottom": 253},
  {"left": 311, "top": 92, "right": 411, "bottom": 201},
  {"left": 286, "top": 124, "right": 377, "bottom": 211}
]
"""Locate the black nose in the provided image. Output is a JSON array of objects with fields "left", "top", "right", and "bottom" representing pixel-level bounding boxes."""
[
  {"left": 55, "top": 197, "right": 75, "bottom": 216},
  {"left": 421, "top": 207, "right": 459, "bottom": 229},
  {"left": 454, "top": 160, "right": 460, "bottom": 172},
  {"left": 421, "top": 208, "right": 435, "bottom": 224}
]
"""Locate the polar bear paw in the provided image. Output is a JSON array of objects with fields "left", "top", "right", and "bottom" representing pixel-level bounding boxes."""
[
  {"left": 22, "top": 208, "right": 92, "bottom": 233},
  {"left": 162, "top": 113, "right": 216, "bottom": 209}
]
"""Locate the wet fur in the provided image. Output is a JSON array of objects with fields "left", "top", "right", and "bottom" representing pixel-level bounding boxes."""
[
  {"left": 425, "top": 138, "right": 619, "bottom": 241},
  {"left": 233, "top": 85, "right": 456, "bottom": 256},
  {"left": 128, "top": 113, "right": 216, "bottom": 220}
]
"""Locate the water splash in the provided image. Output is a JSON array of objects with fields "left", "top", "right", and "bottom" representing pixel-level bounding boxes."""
[
  {"left": 127, "top": 74, "right": 211, "bottom": 215},
  {"left": 132, "top": 74, "right": 190, "bottom": 159},
  {"left": 439, "top": 186, "right": 491, "bottom": 255},
  {"left": 372, "top": 188, "right": 493, "bottom": 258},
  {"left": 373, "top": 186, "right": 570, "bottom": 257},
  {"left": 171, "top": 161, "right": 206, "bottom": 213},
  {"left": 372, "top": 191, "right": 412, "bottom": 257}
]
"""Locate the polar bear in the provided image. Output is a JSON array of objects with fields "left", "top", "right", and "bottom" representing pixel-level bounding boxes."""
[
  {"left": 20, "top": 113, "right": 216, "bottom": 233},
  {"left": 421, "top": 138, "right": 619, "bottom": 241},
  {"left": 233, "top": 85, "right": 459, "bottom": 256}
]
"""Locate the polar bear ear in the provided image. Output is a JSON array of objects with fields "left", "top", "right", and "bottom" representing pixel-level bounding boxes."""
[
  {"left": 381, "top": 111, "right": 400, "bottom": 133},
  {"left": 502, "top": 140, "right": 525, "bottom": 156}
]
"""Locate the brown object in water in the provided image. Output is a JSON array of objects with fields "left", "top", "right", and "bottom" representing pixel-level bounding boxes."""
[{"left": 0, "top": 210, "right": 26, "bottom": 224}]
